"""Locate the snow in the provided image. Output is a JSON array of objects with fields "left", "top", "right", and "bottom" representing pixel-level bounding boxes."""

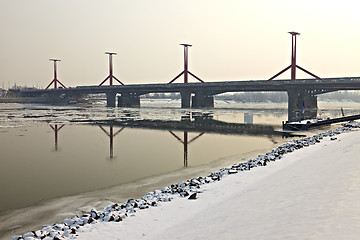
[
  {"left": 75, "top": 127, "right": 360, "bottom": 240},
  {"left": 13, "top": 124, "right": 360, "bottom": 240}
]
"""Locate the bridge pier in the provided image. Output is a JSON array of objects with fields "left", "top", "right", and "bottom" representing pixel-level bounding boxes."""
[
  {"left": 106, "top": 91, "right": 117, "bottom": 107},
  {"left": 191, "top": 92, "right": 214, "bottom": 108},
  {"left": 118, "top": 93, "right": 140, "bottom": 107},
  {"left": 287, "top": 89, "right": 318, "bottom": 122},
  {"left": 180, "top": 91, "right": 191, "bottom": 108}
]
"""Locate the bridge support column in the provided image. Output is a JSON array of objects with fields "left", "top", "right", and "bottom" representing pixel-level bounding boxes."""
[
  {"left": 180, "top": 91, "right": 191, "bottom": 108},
  {"left": 287, "top": 89, "right": 317, "bottom": 122},
  {"left": 118, "top": 93, "right": 140, "bottom": 107},
  {"left": 191, "top": 92, "right": 214, "bottom": 108},
  {"left": 106, "top": 91, "right": 117, "bottom": 107}
]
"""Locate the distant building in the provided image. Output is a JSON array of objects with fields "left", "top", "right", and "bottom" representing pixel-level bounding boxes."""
[{"left": 244, "top": 112, "right": 253, "bottom": 124}]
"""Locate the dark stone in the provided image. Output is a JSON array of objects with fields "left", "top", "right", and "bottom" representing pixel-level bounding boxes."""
[
  {"left": 188, "top": 193, "right": 197, "bottom": 200},
  {"left": 90, "top": 210, "right": 99, "bottom": 220},
  {"left": 87, "top": 217, "right": 94, "bottom": 224},
  {"left": 189, "top": 182, "right": 198, "bottom": 187}
]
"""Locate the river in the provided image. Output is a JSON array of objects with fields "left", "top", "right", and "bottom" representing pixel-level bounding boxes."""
[{"left": 1, "top": 99, "right": 359, "bottom": 239}]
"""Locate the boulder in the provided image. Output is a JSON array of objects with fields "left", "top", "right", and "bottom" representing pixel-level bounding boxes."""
[{"left": 188, "top": 193, "right": 197, "bottom": 200}]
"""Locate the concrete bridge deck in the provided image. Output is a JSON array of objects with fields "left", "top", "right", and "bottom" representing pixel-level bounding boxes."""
[{"left": 21, "top": 77, "right": 360, "bottom": 95}]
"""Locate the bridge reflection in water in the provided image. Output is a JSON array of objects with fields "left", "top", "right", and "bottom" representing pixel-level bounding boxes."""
[
  {"left": 96, "top": 124, "right": 205, "bottom": 167},
  {"left": 48, "top": 123, "right": 206, "bottom": 167},
  {"left": 48, "top": 124, "right": 207, "bottom": 167},
  {"left": 47, "top": 111, "right": 296, "bottom": 167},
  {"left": 80, "top": 113, "right": 298, "bottom": 166},
  {"left": 49, "top": 124, "right": 65, "bottom": 151},
  {"left": 169, "top": 131, "right": 204, "bottom": 167},
  {"left": 98, "top": 126, "right": 125, "bottom": 159}
]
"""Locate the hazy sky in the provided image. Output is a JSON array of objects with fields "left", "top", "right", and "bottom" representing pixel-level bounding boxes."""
[{"left": 1, "top": 0, "right": 360, "bottom": 88}]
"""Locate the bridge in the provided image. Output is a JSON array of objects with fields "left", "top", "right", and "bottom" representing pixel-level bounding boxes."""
[
  {"left": 17, "top": 32, "right": 360, "bottom": 121},
  {"left": 20, "top": 77, "right": 360, "bottom": 121}
]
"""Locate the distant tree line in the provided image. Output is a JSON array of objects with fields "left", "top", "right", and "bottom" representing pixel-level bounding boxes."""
[
  {"left": 318, "top": 91, "right": 360, "bottom": 102},
  {"left": 215, "top": 92, "right": 287, "bottom": 103},
  {"left": 142, "top": 93, "right": 181, "bottom": 99}
]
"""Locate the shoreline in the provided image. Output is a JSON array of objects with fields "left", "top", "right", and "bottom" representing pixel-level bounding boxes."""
[
  {"left": 11, "top": 122, "right": 360, "bottom": 240},
  {"left": 0, "top": 124, "right": 276, "bottom": 240}
]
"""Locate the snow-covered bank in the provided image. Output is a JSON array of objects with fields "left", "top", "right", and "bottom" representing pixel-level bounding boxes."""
[{"left": 14, "top": 123, "right": 360, "bottom": 240}]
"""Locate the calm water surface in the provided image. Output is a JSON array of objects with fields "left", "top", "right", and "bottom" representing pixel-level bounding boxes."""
[
  {"left": 1, "top": 99, "right": 359, "bottom": 239},
  {"left": 0, "top": 125, "right": 277, "bottom": 212}
]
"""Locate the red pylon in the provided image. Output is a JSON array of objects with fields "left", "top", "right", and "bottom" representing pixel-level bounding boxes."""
[
  {"left": 169, "top": 131, "right": 204, "bottom": 167},
  {"left": 268, "top": 32, "right": 322, "bottom": 81},
  {"left": 45, "top": 59, "right": 67, "bottom": 89},
  {"left": 99, "top": 52, "right": 125, "bottom": 86},
  {"left": 49, "top": 124, "right": 65, "bottom": 151},
  {"left": 99, "top": 126, "right": 125, "bottom": 159},
  {"left": 168, "top": 44, "right": 205, "bottom": 84}
]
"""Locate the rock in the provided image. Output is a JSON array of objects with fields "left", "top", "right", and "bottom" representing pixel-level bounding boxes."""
[
  {"left": 178, "top": 181, "right": 186, "bottom": 188},
  {"left": 90, "top": 209, "right": 99, "bottom": 219},
  {"left": 40, "top": 227, "right": 51, "bottom": 236},
  {"left": 180, "top": 191, "right": 189, "bottom": 197},
  {"left": 22, "top": 232, "right": 35, "bottom": 239},
  {"left": 188, "top": 193, "right": 197, "bottom": 200},
  {"left": 189, "top": 179, "right": 200, "bottom": 186},
  {"left": 87, "top": 217, "right": 94, "bottom": 224},
  {"left": 52, "top": 224, "right": 64, "bottom": 231},
  {"left": 77, "top": 218, "right": 86, "bottom": 226},
  {"left": 63, "top": 218, "right": 75, "bottom": 226},
  {"left": 104, "top": 214, "right": 115, "bottom": 222},
  {"left": 228, "top": 169, "right": 237, "bottom": 174},
  {"left": 33, "top": 230, "right": 43, "bottom": 238},
  {"left": 53, "top": 234, "right": 63, "bottom": 240}
]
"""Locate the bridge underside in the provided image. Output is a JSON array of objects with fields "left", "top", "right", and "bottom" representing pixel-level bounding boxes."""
[
  {"left": 105, "top": 90, "right": 317, "bottom": 122},
  {"left": 105, "top": 91, "right": 215, "bottom": 109}
]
